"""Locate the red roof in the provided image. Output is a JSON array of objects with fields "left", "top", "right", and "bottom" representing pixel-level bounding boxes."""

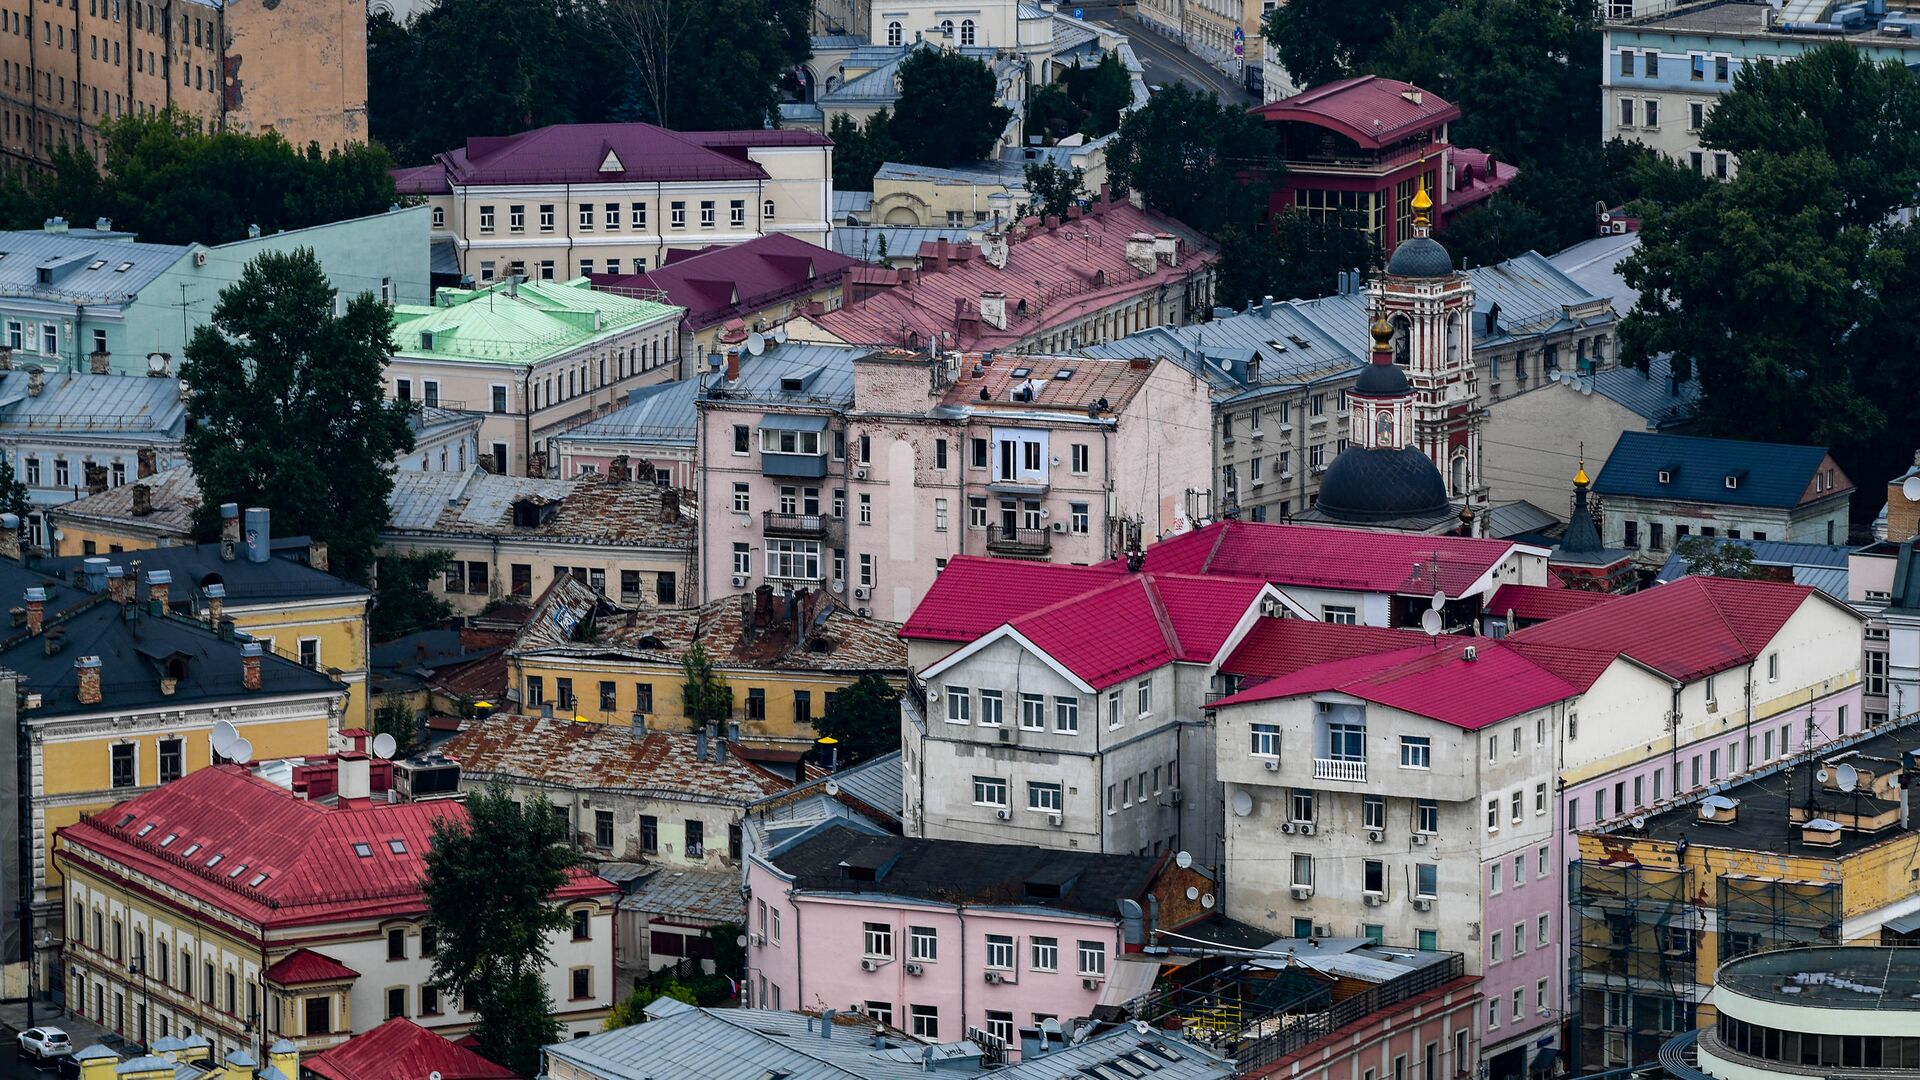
[
  {"left": 589, "top": 233, "right": 860, "bottom": 332},
  {"left": 1136, "top": 520, "right": 1525, "bottom": 598},
  {"left": 1212, "top": 638, "right": 1578, "bottom": 730},
  {"left": 1252, "top": 76, "right": 1461, "bottom": 150},
  {"left": 393, "top": 123, "right": 830, "bottom": 193},
  {"left": 1485, "top": 584, "right": 1619, "bottom": 624},
  {"left": 805, "top": 197, "right": 1218, "bottom": 350},
  {"left": 901, "top": 557, "right": 1124, "bottom": 642},
  {"left": 57, "top": 766, "right": 614, "bottom": 927},
  {"left": 304, "top": 1018, "right": 519, "bottom": 1080},
  {"left": 1445, "top": 148, "right": 1520, "bottom": 213},
  {"left": 1004, "top": 573, "right": 1268, "bottom": 689},
  {"left": 1507, "top": 575, "right": 1825, "bottom": 688},
  {"left": 262, "top": 948, "right": 360, "bottom": 986},
  {"left": 1222, "top": 618, "right": 1429, "bottom": 681}
]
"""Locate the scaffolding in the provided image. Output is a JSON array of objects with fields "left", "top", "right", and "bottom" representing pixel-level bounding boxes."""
[
  {"left": 1568, "top": 862, "right": 1702, "bottom": 1074},
  {"left": 1715, "top": 875, "right": 1842, "bottom": 965}
]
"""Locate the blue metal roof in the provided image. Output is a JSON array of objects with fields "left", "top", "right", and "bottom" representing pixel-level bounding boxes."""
[
  {"left": 1584, "top": 353, "right": 1698, "bottom": 425},
  {"left": 1653, "top": 537, "right": 1854, "bottom": 585},
  {"left": 1549, "top": 231, "right": 1640, "bottom": 315},
  {"left": 831, "top": 225, "right": 990, "bottom": 262},
  {"left": 698, "top": 342, "right": 865, "bottom": 407},
  {"left": 0, "top": 231, "right": 192, "bottom": 306},
  {"left": 1594, "top": 432, "right": 1837, "bottom": 509},
  {"left": 0, "top": 370, "right": 185, "bottom": 439}
]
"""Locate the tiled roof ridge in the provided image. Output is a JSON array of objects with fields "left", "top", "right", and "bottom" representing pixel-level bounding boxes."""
[
  {"left": 1198, "top": 520, "right": 1231, "bottom": 574},
  {"left": 1139, "top": 575, "right": 1184, "bottom": 662}
]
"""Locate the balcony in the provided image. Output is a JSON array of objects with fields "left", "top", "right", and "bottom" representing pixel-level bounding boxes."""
[
  {"left": 763, "top": 510, "right": 830, "bottom": 540},
  {"left": 761, "top": 452, "right": 829, "bottom": 479},
  {"left": 986, "top": 527, "right": 1053, "bottom": 558},
  {"left": 986, "top": 476, "right": 1048, "bottom": 496},
  {"left": 1313, "top": 757, "right": 1367, "bottom": 782}
]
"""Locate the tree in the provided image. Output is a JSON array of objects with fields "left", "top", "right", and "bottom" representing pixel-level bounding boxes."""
[
  {"left": 372, "top": 693, "right": 424, "bottom": 759},
  {"left": 811, "top": 673, "right": 903, "bottom": 766},
  {"left": 1262, "top": 0, "right": 1440, "bottom": 91},
  {"left": 1215, "top": 209, "right": 1380, "bottom": 307},
  {"left": 602, "top": 0, "right": 811, "bottom": 130},
  {"left": 0, "top": 455, "right": 29, "bottom": 524},
  {"left": 1105, "top": 85, "right": 1279, "bottom": 234},
  {"left": 423, "top": 783, "right": 576, "bottom": 1076},
  {"left": 681, "top": 640, "right": 732, "bottom": 729},
  {"left": 371, "top": 549, "right": 455, "bottom": 641},
  {"left": 604, "top": 979, "right": 697, "bottom": 1029},
  {"left": 1078, "top": 52, "right": 1134, "bottom": 138},
  {"left": 829, "top": 108, "right": 897, "bottom": 192},
  {"left": 181, "top": 249, "right": 415, "bottom": 583},
  {"left": 1024, "top": 161, "right": 1087, "bottom": 220},
  {"left": 890, "top": 49, "right": 1013, "bottom": 168},
  {"left": 1673, "top": 537, "right": 1758, "bottom": 580}
]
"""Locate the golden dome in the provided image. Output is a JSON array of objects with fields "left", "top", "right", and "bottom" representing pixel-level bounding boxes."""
[
  {"left": 1574, "top": 458, "right": 1590, "bottom": 486},
  {"left": 1411, "top": 175, "right": 1433, "bottom": 213},
  {"left": 1369, "top": 314, "right": 1394, "bottom": 350}
]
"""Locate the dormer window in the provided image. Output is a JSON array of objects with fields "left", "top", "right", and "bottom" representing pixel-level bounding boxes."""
[
  {"left": 1724, "top": 475, "right": 1739, "bottom": 490},
  {"left": 353, "top": 843, "right": 373, "bottom": 857},
  {"left": 1657, "top": 469, "right": 1672, "bottom": 484}
]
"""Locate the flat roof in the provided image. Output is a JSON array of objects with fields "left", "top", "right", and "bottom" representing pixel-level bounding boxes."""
[{"left": 1719, "top": 946, "right": 1920, "bottom": 1010}]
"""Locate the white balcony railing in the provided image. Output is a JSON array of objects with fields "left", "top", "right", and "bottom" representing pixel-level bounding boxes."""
[{"left": 1313, "top": 757, "right": 1367, "bottom": 782}]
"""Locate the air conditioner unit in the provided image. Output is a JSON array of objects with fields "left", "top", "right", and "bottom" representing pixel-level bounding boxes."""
[
  {"left": 854, "top": 586, "right": 871, "bottom": 599},
  {"left": 1167, "top": 787, "right": 1183, "bottom": 804},
  {"left": 1263, "top": 759, "right": 1280, "bottom": 771},
  {"left": 1048, "top": 814, "right": 1062, "bottom": 827},
  {"left": 1313, "top": 923, "right": 1331, "bottom": 938},
  {"left": 749, "top": 932, "right": 765, "bottom": 946},
  {"left": 1290, "top": 885, "right": 1313, "bottom": 900},
  {"left": 1412, "top": 833, "right": 1430, "bottom": 846},
  {"left": 1298, "top": 823, "right": 1316, "bottom": 836},
  {"left": 1412, "top": 897, "right": 1434, "bottom": 911},
  {"left": 854, "top": 467, "right": 870, "bottom": 480},
  {"left": 995, "top": 808, "right": 1011, "bottom": 820},
  {"left": 997, "top": 728, "right": 1012, "bottom": 743},
  {"left": 1082, "top": 977, "right": 1101, "bottom": 990},
  {"left": 193, "top": 250, "right": 208, "bottom": 266},
  {"left": 860, "top": 959, "right": 880, "bottom": 972},
  {"left": 984, "top": 971, "right": 1003, "bottom": 984},
  {"left": 1367, "top": 829, "right": 1384, "bottom": 843},
  {"left": 1280, "top": 822, "right": 1297, "bottom": 835},
  {"left": 1050, "top": 521, "right": 1067, "bottom": 533},
  {"left": 905, "top": 962, "right": 924, "bottom": 976},
  {"left": 732, "top": 575, "right": 749, "bottom": 588}
]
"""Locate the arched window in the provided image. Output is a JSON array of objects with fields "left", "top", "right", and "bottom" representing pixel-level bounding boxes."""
[
  {"left": 1451, "top": 452, "right": 1468, "bottom": 496},
  {"left": 1446, "top": 312, "right": 1461, "bottom": 368},
  {"left": 939, "top": 18, "right": 953, "bottom": 40},
  {"left": 887, "top": 20, "right": 903, "bottom": 45},
  {"left": 960, "top": 18, "right": 976, "bottom": 45},
  {"left": 763, "top": 199, "right": 776, "bottom": 221}
]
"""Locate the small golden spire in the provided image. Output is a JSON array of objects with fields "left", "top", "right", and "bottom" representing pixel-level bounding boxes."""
[
  {"left": 1411, "top": 174, "right": 1433, "bottom": 230},
  {"left": 1369, "top": 314, "right": 1393, "bottom": 351},
  {"left": 1574, "top": 443, "right": 1589, "bottom": 487}
]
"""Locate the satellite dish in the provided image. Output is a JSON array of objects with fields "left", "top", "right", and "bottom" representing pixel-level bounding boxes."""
[
  {"left": 736, "top": 935, "right": 748, "bottom": 948},
  {"left": 772, "top": 327, "right": 789, "bottom": 344},
  {"left": 431, "top": 1072, "right": 443, "bottom": 1080},
  {"left": 737, "top": 513, "right": 753, "bottom": 527},
  {"left": 1430, "top": 589, "right": 1446, "bottom": 611},
  {"left": 146, "top": 353, "right": 169, "bottom": 374},
  {"left": 1420, "top": 609, "right": 1444, "bottom": 637},
  {"left": 1904, "top": 475, "right": 1920, "bottom": 502},
  {"left": 1185, "top": 886, "right": 1199, "bottom": 901},
  {"left": 212, "top": 720, "right": 239, "bottom": 757},
  {"left": 372, "top": 732, "right": 398, "bottom": 759},
  {"left": 825, "top": 780, "right": 841, "bottom": 797},
  {"left": 1630, "top": 815, "right": 1646, "bottom": 830},
  {"left": 830, "top": 579, "right": 845, "bottom": 594},
  {"left": 1231, "top": 790, "right": 1254, "bottom": 817},
  {"left": 1201, "top": 893, "right": 1215, "bottom": 909},
  {"left": 1816, "top": 768, "right": 1831, "bottom": 785},
  {"left": 746, "top": 332, "right": 766, "bottom": 356},
  {"left": 1836, "top": 763, "right": 1859, "bottom": 793},
  {"left": 229, "top": 738, "right": 253, "bottom": 763},
  {"left": 1132, "top": 1021, "right": 1151, "bottom": 1036},
  {"left": 1701, "top": 803, "right": 1718, "bottom": 819},
  {"left": 1175, "top": 849, "right": 1193, "bottom": 870}
]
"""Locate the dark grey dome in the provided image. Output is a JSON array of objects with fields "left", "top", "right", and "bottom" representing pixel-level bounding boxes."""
[
  {"left": 1353, "top": 362, "right": 1409, "bottom": 396},
  {"left": 1315, "top": 446, "right": 1451, "bottom": 523},
  {"left": 1387, "top": 236, "right": 1454, "bottom": 278}
]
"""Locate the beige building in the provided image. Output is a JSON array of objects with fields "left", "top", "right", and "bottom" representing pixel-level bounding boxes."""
[
  {"left": 0, "top": 0, "right": 367, "bottom": 169},
  {"left": 379, "top": 466, "right": 696, "bottom": 616},
  {"left": 392, "top": 124, "right": 834, "bottom": 284},
  {"left": 1137, "top": 0, "right": 1266, "bottom": 79}
]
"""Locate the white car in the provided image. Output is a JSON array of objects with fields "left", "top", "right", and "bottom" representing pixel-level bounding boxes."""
[{"left": 18, "top": 1028, "right": 71, "bottom": 1061}]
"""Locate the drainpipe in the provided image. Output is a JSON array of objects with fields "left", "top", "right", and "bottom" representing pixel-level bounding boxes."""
[
  {"left": 564, "top": 181, "right": 575, "bottom": 280},
  {"left": 521, "top": 366, "right": 534, "bottom": 475}
]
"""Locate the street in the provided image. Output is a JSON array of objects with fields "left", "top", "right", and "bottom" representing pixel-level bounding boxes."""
[{"left": 1073, "top": 2, "right": 1260, "bottom": 106}]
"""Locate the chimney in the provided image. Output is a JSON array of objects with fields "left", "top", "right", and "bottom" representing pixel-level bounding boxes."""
[
  {"left": 27, "top": 368, "right": 43, "bottom": 397},
  {"left": 1044, "top": 214, "right": 1061, "bottom": 231},
  {"left": 695, "top": 725, "right": 709, "bottom": 762},
  {"left": 820, "top": 1008, "right": 835, "bottom": 1039},
  {"left": 205, "top": 582, "right": 225, "bottom": 626},
  {"left": 24, "top": 587, "right": 45, "bottom": 634},
  {"left": 1125, "top": 232, "right": 1156, "bottom": 275},
  {"left": 76, "top": 655, "right": 102, "bottom": 706},
  {"left": 932, "top": 237, "right": 950, "bottom": 273},
  {"left": 981, "top": 231, "right": 1009, "bottom": 269},
  {"left": 308, "top": 542, "right": 329, "bottom": 573},
  {"left": 219, "top": 503, "right": 241, "bottom": 560},
  {"left": 715, "top": 735, "right": 728, "bottom": 766},
  {"left": 267, "top": 1041, "right": 298, "bottom": 1080},
  {"left": 1153, "top": 232, "right": 1179, "bottom": 267},
  {"left": 240, "top": 642, "right": 262, "bottom": 691},
  {"left": 337, "top": 752, "right": 372, "bottom": 801},
  {"left": 89, "top": 350, "right": 111, "bottom": 375},
  {"left": 0, "top": 347, "right": 12, "bottom": 371},
  {"left": 0, "top": 512, "right": 20, "bottom": 562},
  {"left": 725, "top": 349, "right": 741, "bottom": 382},
  {"left": 146, "top": 569, "right": 171, "bottom": 610},
  {"left": 130, "top": 483, "right": 152, "bottom": 517},
  {"left": 105, "top": 565, "right": 126, "bottom": 604},
  {"left": 660, "top": 487, "right": 682, "bottom": 524},
  {"left": 630, "top": 712, "right": 647, "bottom": 738},
  {"left": 136, "top": 447, "right": 156, "bottom": 479},
  {"left": 243, "top": 507, "right": 271, "bottom": 563},
  {"left": 979, "top": 291, "right": 1008, "bottom": 330},
  {"left": 754, "top": 583, "right": 775, "bottom": 627},
  {"left": 82, "top": 557, "right": 108, "bottom": 593},
  {"left": 728, "top": 720, "right": 741, "bottom": 742},
  {"left": 608, "top": 454, "right": 631, "bottom": 483},
  {"left": 218, "top": 616, "right": 235, "bottom": 641}
]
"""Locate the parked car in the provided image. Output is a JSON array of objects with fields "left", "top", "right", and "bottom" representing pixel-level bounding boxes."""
[{"left": 18, "top": 1028, "right": 72, "bottom": 1061}]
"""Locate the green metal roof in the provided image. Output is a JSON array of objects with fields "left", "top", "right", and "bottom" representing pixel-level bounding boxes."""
[{"left": 389, "top": 277, "right": 681, "bottom": 365}]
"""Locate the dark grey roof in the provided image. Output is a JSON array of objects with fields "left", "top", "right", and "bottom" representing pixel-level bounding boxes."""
[
  {"left": 4, "top": 594, "right": 340, "bottom": 716},
  {"left": 769, "top": 823, "right": 1156, "bottom": 916},
  {"left": 1353, "top": 359, "right": 1409, "bottom": 396},
  {"left": 1386, "top": 235, "right": 1454, "bottom": 278},
  {"left": 1314, "top": 447, "right": 1451, "bottom": 524},
  {"left": 1654, "top": 537, "right": 1853, "bottom": 585},
  {"left": 43, "top": 542, "right": 365, "bottom": 607},
  {"left": 0, "top": 371, "right": 186, "bottom": 440},
  {"left": 554, "top": 378, "right": 701, "bottom": 449},
  {"left": 696, "top": 343, "right": 865, "bottom": 408},
  {"left": 1584, "top": 354, "right": 1699, "bottom": 426},
  {"left": 1594, "top": 432, "right": 1841, "bottom": 509},
  {"left": 0, "top": 231, "right": 192, "bottom": 305},
  {"left": 617, "top": 866, "right": 742, "bottom": 922}
]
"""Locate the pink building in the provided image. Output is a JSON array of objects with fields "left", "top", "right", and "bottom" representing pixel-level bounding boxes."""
[{"left": 744, "top": 824, "right": 1210, "bottom": 1053}]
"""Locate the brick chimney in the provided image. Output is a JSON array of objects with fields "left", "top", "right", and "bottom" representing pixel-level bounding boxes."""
[
  {"left": 308, "top": 541, "right": 329, "bottom": 573},
  {"left": 205, "top": 582, "right": 225, "bottom": 626},
  {"left": 89, "top": 350, "right": 110, "bottom": 375},
  {"left": 136, "top": 447, "right": 156, "bottom": 479},
  {"left": 0, "top": 347, "right": 11, "bottom": 371},
  {"left": 240, "top": 642, "right": 262, "bottom": 691},
  {"left": 105, "top": 565, "right": 126, "bottom": 604},
  {"left": 725, "top": 349, "right": 741, "bottom": 382},
  {"left": 219, "top": 502, "right": 241, "bottom": 560},
  {"left": 85, "top": 464, "right": 108, "bottom": 496},
  {"left": 146, "top": 569, "right": 171, "bottom": 611},
  {"left": 661, "top": 487, "right": 681, "bottom": 524},
  {"left": 76, "top": 655, "right": 102, "bottom": 706},
  {"left": 24, "top": 587, "right": 44, "bottom": 635},
  {"left": 608, "top": 454, "right": 631, "bottom": 483},
  {"left": 0, "top": 513, "right": 20, "bottom": 562},
  {"left": 26, "top": 368, "right": 42, "bottom": 397}
]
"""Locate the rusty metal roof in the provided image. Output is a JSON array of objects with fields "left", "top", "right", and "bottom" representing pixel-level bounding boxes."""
[
  {"left": 938, "top": 352, "right": 1156, "bottom": 415},
  {"left": 439, "top": 714, "right": 798, "bottom": 804},
  {"left": 384, "top": 468, "right": 696, "bottom": 549},
  {"left": 517, "top": 588, "right": 907, "bottom": 675}
]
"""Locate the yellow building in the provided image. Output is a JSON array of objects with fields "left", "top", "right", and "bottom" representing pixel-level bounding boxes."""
[
  {"left": 507, "top": 577, "right": 908, "bottom": 748},
  {"left": 45, "top": 498, "right": 376, "bottom": 724},
  {"left": 1569, "top": 716, "right": 1920, "bottom": 1071}
]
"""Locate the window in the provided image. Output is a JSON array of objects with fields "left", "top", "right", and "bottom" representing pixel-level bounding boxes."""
[
  {"left": 570, "top": 968, "right": 591, "bottom": 1000},
  {"left": 910, "top": 926, "right": 937, "bottom": 961},
  {"left": 1716, "top": 55, "right": 1729, "bottom": 80},
  {"left": 1401, "top": 736, "right": 1431, "bottom": 768},
  {"left": 1250, "top": 724, "right": 1280, "bottom": 756},
  {"left": 1071, "top": 443, "right": 1089, "bottom": 473},
  {"left": 478, "top": 205, "right": 495, "bottom": 233},
  {"left": 1490, "top": 931, "right": 1503, "bottom": 963},
  {"left": 699, "top": 201, "right": 716, "bottom": 228},
  {"left": 1030, "top": 937, "right": 1058, "bottom": 971},
  {"left": 1363, "top": 795, "right": 1385, "bottom": 831},
  {"left": 1323, "top": 605, "right": 1357, "bottom": 625},
  {"left": 1054, "top": 696, "right": 1079, "bottom": 733},
  {"left": 387, "top": 928, "right": 406, "bottom": 960},
  {"left": 973, "top": 775, "right": 1008, "bottom": 806},
  {"left": 639, "top": 814, "right": 658, "bottom": 853},
  {"left": 421, "top": 985, "right": 441, "bottom": 1015},
  {"left": 910, "top": 1003, "right": 937, "bottom": 1038},
  {"left": 1290, "top": 852, "right": 1314, "bottom": 889},
  {"left": 1511, "top": 791, "right": 1524, "bottom": 823},
  {"left": 1618, "top": 50, "right": 1633, "bottom": 77},
  {"left": 729, "top": 200, "right": 746, "bottom": 228},
  {"left": 1644, "top": 99, "right": 1659, "bottom": 128},
  {"left": 1690, "top": 101, "right": 1705, "bottom": 131},
  {"left": 946, "top": 686, "right": 971, "bottom": 723},
  {"left": 684, "top": 819, "right": 705, "bottom": 858},
  {"left": 1020, "top": 694, "right": 1046, "bottom": 730},
  {"left": 670, "top": 201, "right": 687, "bottom": 228},
  {"left": 1070, "top": 502, "right": 1090, "bottom": 534},
  {"left": 1415, "top": 863, "right": 1438, "bottom": 897},
  {"left": 978, "top": 689, "right": 1003, "bottom": 725},
  {"left": 386, "top": 987, "right": 407, "bottom": 1019},
  {"left": 1028, "top": 782, "right": 1062, "bottom": 812},
  {"left": 158, "top": 738, "right": 183, "bottom": 783},
  {"left": 1691, "top": 53, "right": 1706, "bottom": 81},
  {"left": 1363, "top": 858, "right": 1385, "bottom": 893},
  {"left": 110, "top": 744, "right": 135, "bottom": 788},
  {"left": 1077, "top": 941, "right": 1106, "bottom": 977},
  {"left": 1416, "top": 799, "right": 1439, "bottom": 833},
  {"left": 1536, "top": 782, "right": 1548, "bottom": 815},
  {"left": 508, "top": 205, "right": 525, "bottom": 232},
  {"left": 539, "top": 204, "right": 556, "bottom": 231},
  {"left": 578, "top": 203, "right": 595, "bottom": 231},
  {"left": 1137, "top": 679, "right": 1152, "bottom": 716},
  {"left": 985, "top": 934, "right": 1015, "bottom": 969},
  {"left": 1619, "top": 98, "right": 1634, "bottom": 127}
]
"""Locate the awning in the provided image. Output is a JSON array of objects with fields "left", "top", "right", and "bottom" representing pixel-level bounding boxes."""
[
  {"left": 759, "top": 413, "right": 829, "bottom": 432},
  {"left": 1529, "top": 1048, "right": 1559, "bottom": 1074},
  {"left": 1095, "top": 956, "right": 1160, "bottom": 1008},
  {"left": 1884, "top": 910, "right": 1920, "bottom": 934}
]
